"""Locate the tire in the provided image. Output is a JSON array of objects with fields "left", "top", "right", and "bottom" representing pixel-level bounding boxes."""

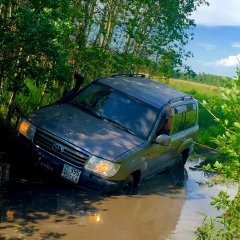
[
  {"left": 118, "top": 175, "right": 134, "bottom": 195},
  {"left": 181, "top": 152, "right": 189, "bottom": 166},
  {"left": 170, "top": 154, "right": 184, "bottom": 186},
  {"left": 172, "top": 154, "right": 184, "bottom": 170}
]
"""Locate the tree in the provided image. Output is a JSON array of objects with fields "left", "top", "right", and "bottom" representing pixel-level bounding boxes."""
[
  {"left": 195, "top": 68, "right": 240, "bottom": 239},
  {"left": 0, "top": 0, "right": 72, "bottom": 121},
  {"left": 0, "top": 0, "right": 210, "bottom": 122}
]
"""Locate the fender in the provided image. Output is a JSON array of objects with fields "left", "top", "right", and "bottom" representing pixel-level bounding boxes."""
[{"left": 177, "top": 137, "right": 194, "bottom": 156}]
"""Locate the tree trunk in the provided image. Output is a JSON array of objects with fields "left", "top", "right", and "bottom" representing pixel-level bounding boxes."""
[
  {"left": 38, "top": 83, "right": 47, "bottom": 108},
  {"left": 5, "top": 90, "right": 17, "bottom": 123}
]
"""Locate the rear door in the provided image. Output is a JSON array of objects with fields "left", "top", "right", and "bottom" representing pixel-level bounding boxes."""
[{"left": 164, "top": 102, "right": 198, "bottom": 168}]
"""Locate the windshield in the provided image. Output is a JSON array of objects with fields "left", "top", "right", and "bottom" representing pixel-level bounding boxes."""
[{"left": 71, "top": 82, "right": 159, "bottom": 139}]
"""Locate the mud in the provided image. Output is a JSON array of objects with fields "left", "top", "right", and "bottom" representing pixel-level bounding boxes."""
[{"left": 0, "top": 157, "right": 238, "bottom": 240}]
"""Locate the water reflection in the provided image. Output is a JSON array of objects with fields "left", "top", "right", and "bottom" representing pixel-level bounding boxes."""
[
  {"left": 0, "top": 163, "right": 10, "bottom": 188},
  {"left": 0, "top": 159, "right": 238, "bottom": 240},
  {"left": 0, "top": 165, "right": 187, "bottom": 240}
]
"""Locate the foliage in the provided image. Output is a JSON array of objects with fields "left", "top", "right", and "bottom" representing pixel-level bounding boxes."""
[
  {"left": 0, "top": 0, "right": 72, "bottom": 89},
  {"left": 172, "top": 71, "right": 234, "bottom": 86},
  {"left": 195, "top": 191, "right": 240, "bottom": 240},
  {"left": 193, "top": 73, "right": 234, "bottom": 86},
  {"left": 195, "top": 68, "right": 240, "bottom": 239},
  {"left": 201, "top": 72, "right": 240, "bottom": 181},
  {"left": 0, "top": 0, "right": 209, "bottom": 121},
  {"left": 0, "top": 112, "right": 14, "bottom": 151}
]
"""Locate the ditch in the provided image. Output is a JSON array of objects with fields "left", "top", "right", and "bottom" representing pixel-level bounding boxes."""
[{"left": 0, "top": 155, "right": 238, "bottom": 240}]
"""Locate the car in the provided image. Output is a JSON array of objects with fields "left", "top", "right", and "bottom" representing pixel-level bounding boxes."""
[{"left": 15, "top": 73, "right": 199, "bottom": 194}]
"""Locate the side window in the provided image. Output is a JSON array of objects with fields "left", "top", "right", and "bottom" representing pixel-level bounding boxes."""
[
  {"left": 185, "top": 103, "right": 197, "bottom": 129},
  {"left": 171, "top": 103, "right": 197, "bottom": 135},
  {"left": 156, "top": 107, "right": 172, "bottom": 136},
  {"left": 171, "top": 112, "right": 185, "bottom": 135}
]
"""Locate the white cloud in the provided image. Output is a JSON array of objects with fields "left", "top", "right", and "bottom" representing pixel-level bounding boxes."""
[
  {"left": 191, "top": 0, "right": 240, "bottom": 26},
  {"left": 232, "top": 42, "right": 240, "bottom": 48},
  {"left": 205, "top": 55, "right": 240, "bottom": 67},
  {"left": 198, "top": 43, "right": 217, "bottom": 50}
]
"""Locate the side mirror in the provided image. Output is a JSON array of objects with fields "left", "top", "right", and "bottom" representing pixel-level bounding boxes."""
[{"left": 156, "top": 134, "right": 171, "bottom": 146}]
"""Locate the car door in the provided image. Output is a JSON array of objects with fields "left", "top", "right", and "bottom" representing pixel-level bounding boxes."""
[
  {"left": 163, "top": 105, "right": 188, "bottom": 168},
  {"left": 144, "top": 141, "right": 176, "bottom": 177},
  {"left": 144, "top": 105, "right": 188, "bottom": 177}
]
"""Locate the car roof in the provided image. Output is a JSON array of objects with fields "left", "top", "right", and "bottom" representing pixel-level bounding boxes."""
[{"left": 97, "top": 75, "right": 192, "bottom": 109}]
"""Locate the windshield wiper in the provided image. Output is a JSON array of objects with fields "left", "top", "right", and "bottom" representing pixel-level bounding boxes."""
[
  {"left": 71, "top": 102, "right": 101, "bottom": 118},
  {"left": 71, "top": 102, "right": 90, "bottom": 112},
  {"left": 106, "top": 119, "right": 135, "bottom": 136}
]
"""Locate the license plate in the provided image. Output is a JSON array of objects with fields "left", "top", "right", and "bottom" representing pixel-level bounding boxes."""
[{"left": 61, "top": 164, "right": 81, "bottom": 184}]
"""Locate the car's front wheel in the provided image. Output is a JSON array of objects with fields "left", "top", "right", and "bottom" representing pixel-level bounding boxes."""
[{"left": 118, "top": 175, "right": 134, "bottom": 195}]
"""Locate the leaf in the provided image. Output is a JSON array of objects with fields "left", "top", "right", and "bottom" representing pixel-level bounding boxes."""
[
  {"left": 233, "top": 122, "right": 240, "bottom": 128},
  {"left": 222, "top": 95, "right": 230, "bottom": 101},
  {"left": 225, "top": 131, "right": 231, "bottom": 137},
  {"left": 226, "top": 89, "right": 231, "bottom": 95}
]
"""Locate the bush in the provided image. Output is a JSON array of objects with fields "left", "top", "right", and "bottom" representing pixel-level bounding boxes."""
[{"left": 195, "top": 69, "right": 240, "bottom": 239}]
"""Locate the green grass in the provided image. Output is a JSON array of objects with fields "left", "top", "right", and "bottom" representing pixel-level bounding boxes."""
[{"left": 167, "top": 78, "right": 221, "bottom": 98}]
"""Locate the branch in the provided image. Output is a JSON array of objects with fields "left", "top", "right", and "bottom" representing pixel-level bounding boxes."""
[{"left": 196, "top": 99, "right": 236, "bottom": 134}]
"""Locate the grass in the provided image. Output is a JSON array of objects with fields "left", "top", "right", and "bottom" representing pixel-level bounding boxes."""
[{"left": 167, "top": 78, "right": 221, "bottom": 98}]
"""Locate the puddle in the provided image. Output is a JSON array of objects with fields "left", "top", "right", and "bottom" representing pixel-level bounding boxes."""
[{"left": 0, "top": 157, "right": 238, "bottom": 240}]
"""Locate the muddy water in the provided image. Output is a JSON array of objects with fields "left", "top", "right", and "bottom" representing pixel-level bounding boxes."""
[{"left": 0, "top": 157, "right": 238, "bottom": 240}]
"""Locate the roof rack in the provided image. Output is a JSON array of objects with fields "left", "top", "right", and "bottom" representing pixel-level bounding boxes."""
[
  {"left": 110, "top": 73, "right": 145, "bottom": 78},
  {"left": 168, "top": 95, "right": 193, "bottom": 104}
]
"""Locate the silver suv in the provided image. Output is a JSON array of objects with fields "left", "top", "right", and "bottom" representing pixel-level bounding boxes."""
[{"left": 16, "top": 74, "right": 199, "bottom": 194}]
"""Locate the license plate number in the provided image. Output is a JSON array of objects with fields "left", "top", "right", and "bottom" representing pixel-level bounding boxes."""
[{"left": 61, "top": 164, "right": 81, "bottom": 184}]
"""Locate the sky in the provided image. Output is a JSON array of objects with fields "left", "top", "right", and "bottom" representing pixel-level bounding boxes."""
[{"left": 184, "top": 0, "right": 240, "bottom": 78}]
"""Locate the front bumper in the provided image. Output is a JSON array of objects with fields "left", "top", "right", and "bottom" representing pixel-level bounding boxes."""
[{"left": 13, "top": 133, "right": 122, "bottom": 193}]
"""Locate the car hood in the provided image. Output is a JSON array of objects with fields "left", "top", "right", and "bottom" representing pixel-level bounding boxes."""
[{"left": 26, "top": 104, "right": 145, "bottom": 161}]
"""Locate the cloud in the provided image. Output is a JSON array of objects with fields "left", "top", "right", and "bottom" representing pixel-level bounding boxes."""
[
  {"left": 191, "top": 0, "right": 240, "bottom": 26},
  {"left": 198, "top": 43, "right": 217, "bottom": 50},
  {"left": 204, "top": 55, "right": 240, "bottom": 67},
  {"left": 232, "top": 42, "right": 240, "bottom": 48}
]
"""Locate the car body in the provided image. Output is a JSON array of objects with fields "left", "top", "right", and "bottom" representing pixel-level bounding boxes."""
[{"left": 15, "top": 74, "right": 199, "bottom": 194}]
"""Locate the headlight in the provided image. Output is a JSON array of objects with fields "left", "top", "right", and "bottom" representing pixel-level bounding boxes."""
[
  {"left": 18, "top": 118, "right": 36, "bottom": 140},
  {"left": 84, "top": 156, "right": 120, "bottom": 178}
]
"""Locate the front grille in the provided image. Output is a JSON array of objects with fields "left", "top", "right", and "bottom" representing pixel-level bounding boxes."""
[{"left": 33, "top": 130, "right": 90, "bottom": 167}]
